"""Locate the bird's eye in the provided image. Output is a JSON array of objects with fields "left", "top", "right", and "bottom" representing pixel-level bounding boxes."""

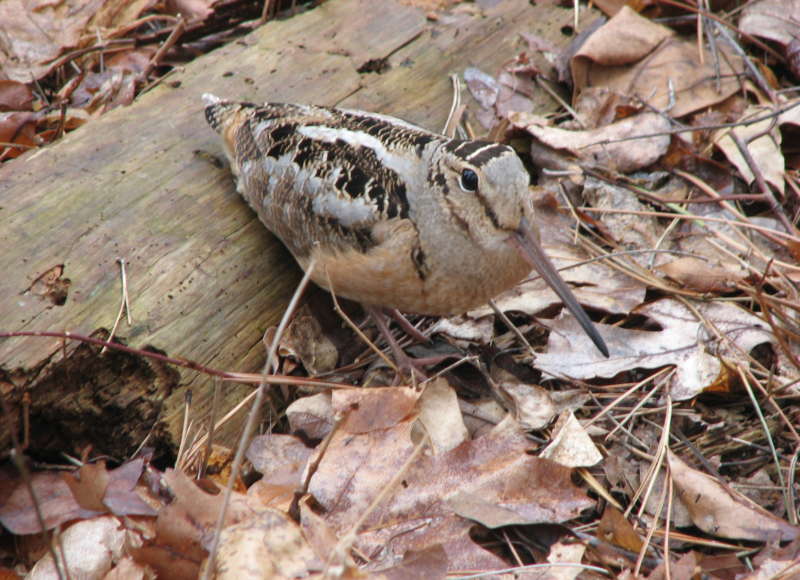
[{"left": 460, "top": 168, "right": 479, "bottom": 192}]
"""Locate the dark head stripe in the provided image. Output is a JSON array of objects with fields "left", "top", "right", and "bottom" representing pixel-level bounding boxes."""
[
  {"left": 445, "top": 140, "right": 510, "bottom": 167},
  {"left": 466, "top": 143, "right": 511, "bottom": 167}
]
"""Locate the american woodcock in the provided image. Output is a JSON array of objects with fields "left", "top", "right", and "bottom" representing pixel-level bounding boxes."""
[{"left": 203, "top": 95, "right": 608, "bottom": 358}]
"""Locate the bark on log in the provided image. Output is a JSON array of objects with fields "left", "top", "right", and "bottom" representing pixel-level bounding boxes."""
[{"left": 0, "top": 0, "right": 580, "bottom": 460}]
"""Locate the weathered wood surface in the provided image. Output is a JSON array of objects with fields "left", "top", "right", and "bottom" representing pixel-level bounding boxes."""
[{"left": 0, "top": 0, "right": 581, "bottom": 454}]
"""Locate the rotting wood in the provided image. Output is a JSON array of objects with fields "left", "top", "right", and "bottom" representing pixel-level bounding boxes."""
[{"left": 0, "top": 0, "right": 588, "bottom": 457}]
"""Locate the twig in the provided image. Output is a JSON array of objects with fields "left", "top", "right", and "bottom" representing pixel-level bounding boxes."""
[
  {"left": 489, "top": 299, "right": 536, "bottom": 357},
  {"left": 143, "top": 17, "right": 185, "bottom": 79},
  {"left": 633, "top": 396, "right": 672, "bottom": 577},
  {"left": 175, "top": 390, "right": 193, "bottom": 469},
  {"left": 443, "top": 73, "right": 465, "bottom": 138},
  {"left": 323, "top": 432, "right": 430, "bottom": 576},
  {"left": 326, "top": 280, "right": 398, "bottom": 374},
  {"left": 201, "top": 258, "right": 317, "bottom": 579},
  {"left": 729, "top": 132, "right": 793, "bottom": 232},
  {"left": 200, "top": 379, "right": 221, "bottom": 478},
  {"left": 102, "top": 258, "right": 131, "bottom": 355},
  {"left": 738, "top": 365, "right": 791, "bottom": 520},
  {"left": 714, "top": 17, "right": 776, "bottom": 101},
  {"left": 0, "top": 330, "right": 351, "bottom": 389}
]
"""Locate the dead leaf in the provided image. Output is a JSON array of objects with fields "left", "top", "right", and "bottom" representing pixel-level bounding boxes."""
[
  {"left": 71, "top": 48, "right": 155, "bottom": 114},
  {"left": 373, "top": 544, "right": 449, "bottom": 580},
  {"left": 286, "top": 392, "right": 335, "bottom": 440},
  {"left": 0, "top": 0, "right": 155, "bottom": 83},
  {"left": 0, "top": 111, "right": 38, "bottom": 160},
  {"left": 333, "top": 386, "right": 419, "bottom": 434},
  {"left": 545, "top": 539, "right": 586, "bottom": 580},
  {"left": 747, "top": 537, "right": 800, "bottom": 580},
  {"left": 63, "top": 462, "right": 111, "bottom": 512},
  {"left": 581, "top": 176, "right": 670, "bottom": 269},
  {"left": 509, "top": 110, "right": 671, "bottom": 172},
  {"left": 306, "top": 388, "right": 593, "bottom": 571},
  {"left": 0, "top": 472, "right": 103, "bottom": 534},
  {"left": 0, "top": 80, "right": 34, "bottom": 111},
  {"left": 540, "top": 411, "right": 602, "bottom": 468},
  {"left": 464, "top": 66, "right": 500, "bottom": 110},
  {"left": 279, "top": 303, "right": 339, "bottom": 375},
  {"left": 105, "top": 556, "right": 155, "bottom": 580},
  {"left": 104, "top": 459, "right": 159, "bottom": 518},
  {"left": 430, "top": 313, "right": 495, "bottom": 346},
  {"left": 535, "top": 298, "right": 776, "bottom": 401},
  {"left": 416, "top": 378, "right": 468, "bottom": 453},
  {"left": 597, "top": 506, "right": 643, "bottom": 553},
  {"left": 740, "top": 0, "right": 800, "bottom": 47},
  {"left": 657, "top": 256, "right": 743, "bottom": 293},
  {"left": 246, "top": 433, "right": 313, "bottom": 488},
  {"left": 714, "top": 102, "right": 800, "bottom": 194},
  {"left": 572, "top": 6, "right": 744, "bottom": 118},
  {"left": 203, "top": 510, "right": 320, "bottom": 579},
  {"left": 498, "top": 382, "right": 556, "bottom": 430},
  {"left": 28, "top": 516, "right": 130, "bottom": 579},
  {"left": 130, "top": 469, "right": 261, "bottom": 578},
  {"left": 166, "top": 0, "right": 215, "bottom": 23},
  {"left": 668, "top": 451, "right": 800, "bottom": 542}
]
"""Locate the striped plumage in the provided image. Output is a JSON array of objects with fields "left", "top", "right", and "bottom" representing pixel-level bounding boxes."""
[{"left": 204, "top": 95, "right": 608, "bottom": 356}]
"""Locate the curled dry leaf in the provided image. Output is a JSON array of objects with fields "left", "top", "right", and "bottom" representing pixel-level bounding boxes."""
[
  {"left": 545, "top": 540, "right": 586, "bottom": 580},
  {"left": 286, "top": 391, "right": 335, "bottom": 440},
  {"left": 739, "top": 0, "right": 800, "bottom": 47},
  {"left": 668, "top": 451, "right": 800, "bottom": 542},
  {"left": 202, "top": 510, "right": 319, "bottom": 580},
  {"left": 535, "top": 298, "right": 778, "bottom": 401},
  {"left": 429, "top": 314, "right": 494, "bottom": 345},
  {"left": 657, "top": 256, "right": 743, "bottom": 293},
  {"left": 417, "top": 378, "right": 468, "bottom": 453},
  {"left": 509, "top": 110, "right": 671, "bottom": 173},
  {"left": 714, "top": 102, "right": 800, "bottom": 194},
  {"left": 24, "top": 264, "right": 72, "bottom": 306},
  {"left": 279, "top": 303, "right": 339, "bottom": 375},
  {"left": 464, "top": 66, "right": 500, "bottom": 110},
  {"left": 540, "top": 411, "right": 602, "bottom": 468},
  {"left": 62, "top": 461, "right": 111, "bottom": 513},
  {"left": 28, "top": 515, "right": 131, "bottom": 580},
  {"left": 246, "top": 433, "right": 314, "bottom": 488},
  {"left": 498, "top": 382, "right": 556, "bottom": 430},
  {"left": 571, "top": 6, "right": 744, "bottom": 119},
  {"left": 0, "top": 111, "right": 39, "bottom": 160},
  {"left": 130, "top": 469, "right": 261, "bottom": 579},
  {"left": 597, "top": 506, "right": 643, "bottom": 553}
]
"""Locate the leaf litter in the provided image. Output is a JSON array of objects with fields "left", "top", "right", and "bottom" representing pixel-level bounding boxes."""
[{"left": 3, "top": 0, "right": 800, "bottom": 578}]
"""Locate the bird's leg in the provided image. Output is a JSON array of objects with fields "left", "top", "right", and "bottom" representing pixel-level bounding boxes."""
[
  {"left": 366, "top": 307, "right": 452, "bottom": 381},
  {"left": 387, "top": 309, "right": 429, "bottom": 344}
]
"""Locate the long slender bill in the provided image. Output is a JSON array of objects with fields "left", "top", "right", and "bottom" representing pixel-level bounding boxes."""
[{"left": 509, "top": 217, "right": 609, "bottom": 357}]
